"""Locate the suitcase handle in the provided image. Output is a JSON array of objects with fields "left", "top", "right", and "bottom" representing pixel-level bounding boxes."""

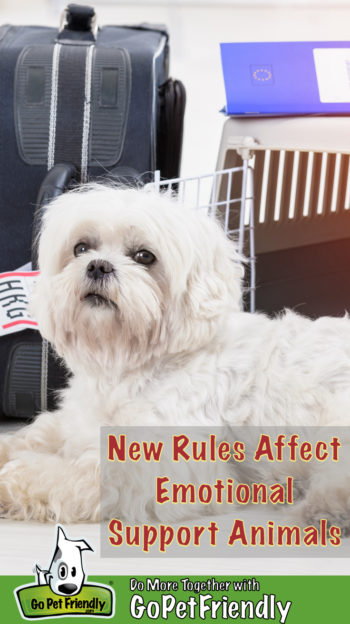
[
  {"left": 58, "top": 4, "right": 98, "bottom": 41},
  {"left": 32, "top": 163, "right": 78, "bottom": 268}
]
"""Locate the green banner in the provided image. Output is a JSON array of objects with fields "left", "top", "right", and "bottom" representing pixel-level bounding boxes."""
[
  {"left": 2, "top": 575, "right": 350, "bottom": 623},
  {"left": 15, "top": 583, "right": 113, "bottom": 618}
]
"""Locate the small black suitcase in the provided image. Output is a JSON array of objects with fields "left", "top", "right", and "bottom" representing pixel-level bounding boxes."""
[{"left": 0, "top": 4, "right": 186, "bottom": 419}]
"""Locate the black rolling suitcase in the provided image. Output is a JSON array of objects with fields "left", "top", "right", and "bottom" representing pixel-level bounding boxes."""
[{"left": 0, "top": 4, "right": 186, "bottom": 419}]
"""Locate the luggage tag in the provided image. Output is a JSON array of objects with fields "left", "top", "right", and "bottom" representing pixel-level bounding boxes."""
[{"left": 0, "top": 264, "right": 39, "bottom": 336}]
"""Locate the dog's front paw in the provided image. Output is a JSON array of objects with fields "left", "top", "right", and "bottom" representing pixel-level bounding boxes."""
[
  {"left": 0, "top": 436, "right": 10, "bottom": 468},
  {"left": 0, "top": 458, "right": 56, "bottom": 521},
  {"left": 0, "top": 460, "right": 24, "bottom": 519},
  {"left": 0, "top": 451, "right": 101, "bottom": 522}
]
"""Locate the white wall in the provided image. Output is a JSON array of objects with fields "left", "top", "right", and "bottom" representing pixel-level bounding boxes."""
[{"left": 2, "top": 1, "right": 350, "bottom": 175}]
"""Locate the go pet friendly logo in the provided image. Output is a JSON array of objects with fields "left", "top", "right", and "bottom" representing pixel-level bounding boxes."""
[{"left": 15, "top": 525, "right": 115, "bottom": 619}]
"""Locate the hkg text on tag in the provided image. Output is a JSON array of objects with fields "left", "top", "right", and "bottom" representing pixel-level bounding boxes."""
[{"left": 0, "top": 269, "right": 39, "bottom": 337}]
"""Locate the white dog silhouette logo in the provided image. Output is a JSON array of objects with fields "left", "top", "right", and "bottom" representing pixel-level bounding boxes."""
[
  {"left": 15, "top": 525, "right": 115, "bottom": 619},
  {"left": 36, "top": 525, "right": 93, "bottom": 596}
]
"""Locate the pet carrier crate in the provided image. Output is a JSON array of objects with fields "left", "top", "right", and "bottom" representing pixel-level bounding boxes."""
[
  {"left": 215, "top": 116, "right": 350, "bottom": 317},
  {"left": 151, "top": 114, "right": 350, "bottom": 318}
]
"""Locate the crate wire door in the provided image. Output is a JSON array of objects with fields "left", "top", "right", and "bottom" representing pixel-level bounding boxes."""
[{"left": 151, "top": 160, "right": 256, "bottom": 312}]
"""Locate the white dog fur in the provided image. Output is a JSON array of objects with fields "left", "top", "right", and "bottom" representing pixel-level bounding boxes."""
[{"left": 0, "top": 185, "right": 349, "bottom": 529}]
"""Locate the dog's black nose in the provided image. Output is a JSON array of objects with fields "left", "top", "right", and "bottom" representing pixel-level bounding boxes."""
[
  {"left": 86, "top": 259, "right": 114, "bottom": 280},
  {"left": 58, "top": 583, "right": 78, "bottom": 595}
]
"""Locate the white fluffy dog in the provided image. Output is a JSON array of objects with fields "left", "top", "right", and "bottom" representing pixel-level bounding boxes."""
[{"left": 0, "top": 185, "right": 349, "bottom": 527}]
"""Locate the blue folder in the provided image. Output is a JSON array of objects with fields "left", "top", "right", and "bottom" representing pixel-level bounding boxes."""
[{"left": 220, "top": 41, "right": 350, "bottom": 116}]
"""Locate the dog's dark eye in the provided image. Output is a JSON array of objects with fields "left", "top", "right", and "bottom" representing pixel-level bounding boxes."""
[
  {"left": 71, "top": 567, "right": 76, "bottom": 577},
  {"left": 74, "top": 242, "right": 90, "bottom": 256},
  {"left": 133, "top": 250, "right": 156, "bottom": 265},
  {"left": 58, "top": 562, "right": 68, "bottom": 580}
]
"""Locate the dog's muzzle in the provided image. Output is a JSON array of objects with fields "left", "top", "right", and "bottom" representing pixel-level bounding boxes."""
[
  {"left": 86, "top": 259, "right": 114, "bottom": 281},
  {"left": 83, "top": 259, "right": 118, "bottom": 310}
]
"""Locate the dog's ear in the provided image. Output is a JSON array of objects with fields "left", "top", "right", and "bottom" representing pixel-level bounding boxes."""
[
  {"left": 30, "top": 270, "right": 75, "bottom": 360},
  {"left": 185, "top": 212, "right": 244, "bottom": 316},
  {"left": 30, "top": 276, "right": 58, "bottom": 346},
  {"left": 165, "top": 212, "right": 244, "bottom": 354},
  {"left": 75, "top": 539, "right": 93, "bottom": 552}
]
